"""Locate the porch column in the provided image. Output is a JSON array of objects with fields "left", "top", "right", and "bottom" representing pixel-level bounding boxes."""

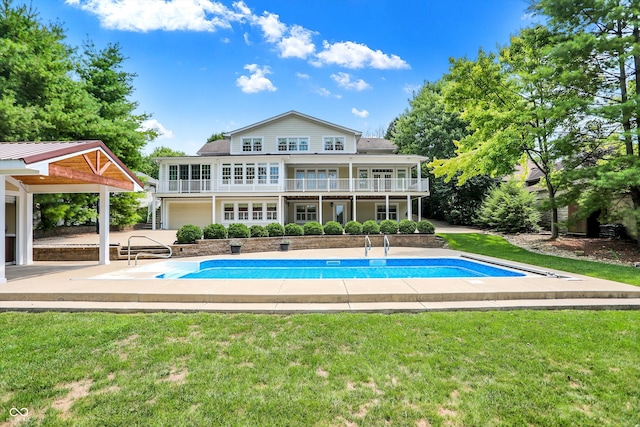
[
  {"left": 0, "top": 175, "right": 6, "bottom": 283},
  {"left": 318, "top": 195, "right": 323, "bottom": 224},
  {"left": 349, "top": 162, "right": 353, "bottom": 192},
  {"left": 151, "top": 194, "right": 157, "bottom": 230},
  {"left": 407, "top": 195, "right": 411, "bottom": 221},
  {"left": 99, "top": 186, "right": 110, "bottom": 265},
  {"left": 17, "top": 187, "right": 33, "bottom": 265},
  {"left": 418, "top": 197, "right": 422, "bottom": 221},
  {"left": 385, "top": 194, "right": 390, "bottom": 220},
  {"left": 212, "top": 195, "right": 216, "bottom": 224},
  {"left": 417, "top": 162, "right": 422, "bottom": 191},
  {"left": 353, "top": 195, "right": 357, "bottom": 221},
  {"left": 278, "top": 195, "right": 284, "bottom": 225}
]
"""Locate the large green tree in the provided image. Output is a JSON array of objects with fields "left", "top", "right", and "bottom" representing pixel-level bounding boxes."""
[
  {"left": 431, "top": 26, "right": 593, "bottom": 237},
  {"left": 531, "top": 0, "right": 640, "bottom": 244},
  {"left": 140, "top": 146, "right": 187, "bottom": 180},
  {"left": 391, "top": 81, "right": 495, "bottom": 224}
]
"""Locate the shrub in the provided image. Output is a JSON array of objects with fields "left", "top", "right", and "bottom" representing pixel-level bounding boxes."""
[
  {"left": 475, "top": 180, "right": 541, "bottom": 233},
  {"left": 323, "top": 221, "right": 344, "bottom": 235},
  {"left": 250, "top": 225, "right": 269, "bottom": 238},
  {"left": 175, "top": 224, "right": 202, "bottom": 243},
  {"left": 416, "top": 220, "right": 435, "bottom": 234},
  {"left": 285, "top": 223, "right": 304, "bottom": 236},
  {"left": 345, "top": 220, "right": 363, "bottom": 235},
  {"left": 303, "top": 221, "right": 323, "bottom": 235},
  {"left": 380, "top": 219, "right": 399, "bottom": 234},
  {"left": 398, "top": 219, "right": 417, "bottom": 234},
  {"left": 227, "top": 223, "right": 251, "bottom": 238},
  {"left": 362, "top": 220, "right": 380, "bottom": 235},
  {"left": 266, "top": 222, "right": 285, "bottom": 237},
  {"left": 203, "top": 223, "right": 227, "bottom": 239}
]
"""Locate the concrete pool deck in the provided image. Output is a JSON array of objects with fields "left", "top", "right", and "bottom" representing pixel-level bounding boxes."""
[{"left": 2, "top": 245, "right": 640, "bottom": 313}]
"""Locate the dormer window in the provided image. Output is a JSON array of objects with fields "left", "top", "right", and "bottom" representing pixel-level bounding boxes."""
[
  {"left": 242, "top": 138, "right": 262, "bottom": 152},
  {"left": 324, "top": 137, "right": 345, "bottom": 151}
]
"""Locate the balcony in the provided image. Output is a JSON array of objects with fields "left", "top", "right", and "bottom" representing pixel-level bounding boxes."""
[{"left": 158, "top": 178, "right": 429, "bottom": 194}]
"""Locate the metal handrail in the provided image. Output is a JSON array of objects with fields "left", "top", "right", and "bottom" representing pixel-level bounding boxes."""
[
  {"left": 383, "top": 235, "right": 390, "bottom": 256},
  {"left": 364, "top": 235, "right": 372, "bottom": 257},
  {"left": 127, "top": 235, "right": 173, "bottom": 266}
]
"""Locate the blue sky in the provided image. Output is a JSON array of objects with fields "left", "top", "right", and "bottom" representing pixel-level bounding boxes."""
[{"left": 26, "top": 0, "right": 533, "bottom": 155}]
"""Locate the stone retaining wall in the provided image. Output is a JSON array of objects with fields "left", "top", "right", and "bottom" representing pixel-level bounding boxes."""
[{"left": 33, "top": 234, "right": 444, "bottom": 261}]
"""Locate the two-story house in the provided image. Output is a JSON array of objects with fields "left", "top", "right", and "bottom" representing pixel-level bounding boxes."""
[{"left": 152, "top": 111, "right": 429, "bottom": 230}]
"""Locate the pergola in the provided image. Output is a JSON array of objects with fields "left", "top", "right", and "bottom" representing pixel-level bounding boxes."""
[{"left": 1, "top": 141, "right": 143, "bottom": 283}]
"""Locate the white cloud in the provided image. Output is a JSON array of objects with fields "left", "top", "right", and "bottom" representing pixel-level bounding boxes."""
[
  {"left": 255, "top": 11, "right": 286, "bottom": 42},
  {"left": 243, "top": 32, "right": 251, "bottom": 45},
  {"left": 352, "top": 108, "right": 369, "bottom": 118},
  {"left": 139, "top": 119, "right": 174, "bottom": 138},
  {"left": 403, "top": 83, "right": 422, "bottom": 94},
  {"left": 65, "top": 0, "right": 249, "bottom": 32},
  {"left": 314, "top": 41, "right": 410, "bottom": 70},
  {"left": 296, "top": 72, "right": 310, "bottom": 79},
  {"left": 277, "top": 25, "right": 315, "bottom": 59},
  {"left": 236, "top": 64, "right": 277, "bottom": 93},
  {"left": 331, "top": 72, "right": 371, "bottom": 91}
]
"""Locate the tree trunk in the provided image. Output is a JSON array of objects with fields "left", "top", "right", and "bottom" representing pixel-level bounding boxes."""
[{"left": 546, "top": 181, "right": 559, "bottom": 239}]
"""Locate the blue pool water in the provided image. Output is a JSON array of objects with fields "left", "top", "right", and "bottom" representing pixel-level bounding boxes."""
[{"left": 159, "top": 258, "right": 525, "bottom": 279}]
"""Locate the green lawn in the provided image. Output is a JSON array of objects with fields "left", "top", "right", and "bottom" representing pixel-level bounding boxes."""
[
  {"left": 439, "top": 233, "right": 640, "bottom": 287},
  {"left": 1, "top": 311, "right": 639, "bottom": 426}
]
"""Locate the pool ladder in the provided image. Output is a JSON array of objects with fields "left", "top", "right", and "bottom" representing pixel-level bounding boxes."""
[
  {"left": 364, "top": 235, "right": 390, "bottom": 257},
  {"left": 127, "top": 235, "right": 173, "bottom": 266}
]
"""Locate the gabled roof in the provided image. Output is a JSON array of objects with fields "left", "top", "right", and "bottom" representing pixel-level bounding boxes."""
[
  {"left": 225, "top": 110, "right": 363, "bottom": 137},
  {"left": 357, "top": 138, "right": 397, "bottom": 154},
  {"left": 197, "top": 139, "right": 231, "bottom": 156},
  {"left": 0, "top": 140, "right": 143, "bottom": 193}
]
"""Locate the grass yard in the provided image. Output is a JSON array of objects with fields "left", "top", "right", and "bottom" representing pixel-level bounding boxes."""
[
  {"left": 439, "top": 233, "right": 640, "bottom": 287},
  {"left": 1, "top": 311, "right": 639, "bottom": 426}
]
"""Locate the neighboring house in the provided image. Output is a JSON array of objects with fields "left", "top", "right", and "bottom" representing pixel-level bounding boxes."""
[{"left": 152, "top": 111, "right": 429, "bottom": 230}]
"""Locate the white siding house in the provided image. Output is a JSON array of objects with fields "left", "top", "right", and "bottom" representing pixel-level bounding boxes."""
[{"left": 153, "top": 111, "right": 429, "bottom": 229}]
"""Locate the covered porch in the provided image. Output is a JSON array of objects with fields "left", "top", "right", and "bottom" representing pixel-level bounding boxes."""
[{"left": 1, "top": 141, "right": 143, "bottom": 283}]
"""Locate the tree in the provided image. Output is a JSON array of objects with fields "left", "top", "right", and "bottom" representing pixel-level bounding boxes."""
[
  {"left": 140, "top": 146, "right": 187, "bottom": 179},
  {"left": 530, "top": 0, "right": 640, "bottom": 245},
  {"left": 430, "top": 26, "right": 593, "bottom": 238},
  {"left": 207, "top": 132, "right": 226, "bottom": 142},
  {"left": 391, "top": 81, "right": 494, "bottom": 224}
]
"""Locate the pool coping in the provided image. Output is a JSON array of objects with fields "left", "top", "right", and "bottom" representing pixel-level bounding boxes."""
[{"left": 2, "top": 247, "right": 640, "bottom": 313}]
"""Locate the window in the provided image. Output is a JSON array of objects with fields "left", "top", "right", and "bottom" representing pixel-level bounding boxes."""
[
  {"left": 169, "top": 165, "right": 178, "bottom": 181},
  {"left": 267, "top": 203, "right": 277, "bottom": 220},
  {"left": 296, "top": 204, "right": 317, "bottom": 222},
  {"left": 324, "top": 137, "right": 345, "bottom": 151},
  {"left": 242, "top": 138, "right": 262, "bottom": 152},
  {"left": 222, "top": 164, "right": 231, "bottom": 184},
  {"left": 246, "top": 164, "right": 255, "bottom": 184},
  {"left": 234, "top": 166, "right": 243, "bottom": 184},
  {"left": 224, "top": 204, "right": 234, "bottom": 221},
  {"left": 270, "top": 165, "right": 279, "bottom": 184},
  {"left": 179, "top": 165, "right": 189, "bottom": 180},
  {"left": 376, "top": 204, "right": 398, "bottom": 221},
  {"left": 252, "top": 204, "right": 263, "bottom": 220},
  {"left": 278, "top": 137, "right": 309, "bottom": 152},
  {"left": 258, "top": 164, "right": 267, "bottom": 184},
  {"left": 238, "top": 203, "right": 249, "bottom": 220},
  {"left": 202, "top": 165, "right": 211, "bottom": 180}
]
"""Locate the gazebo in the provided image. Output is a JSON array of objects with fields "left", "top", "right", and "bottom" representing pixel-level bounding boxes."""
[{"left": 1, "top": 141, "right": 143, "bottom": 283}]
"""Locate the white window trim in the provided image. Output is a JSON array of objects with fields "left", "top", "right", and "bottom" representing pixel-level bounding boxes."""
[
  {"left": 276, "top": 136, "right": 310, "bottom": 153},
  {"left": 375, "top": 203, "right": 398, "bottom": 221}
]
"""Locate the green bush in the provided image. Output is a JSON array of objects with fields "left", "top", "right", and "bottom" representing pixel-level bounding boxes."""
[
  {"left": 323, "top": 221, "right": 344, "bottom": 235},
  {"left": 344, "top": 220, "right": 363, "bottom": 235},
  {"left": 250, "top": 225, "right": 269, "bottom": 238},
  {"left": 285, "top": 223, "right": 304, "bottom": 236},
  {"left": 380, "top": 219, "right": 399, "bottom": 234},
  {"left": 416, "top": 220, "right": 435, "bottom": 234},
  {"left": 266, "top": 222, "right": 285, "bottom": 237},
  {"left": 227, "top": 223, "right": 251, "bottom": 238},
  {"left": 362, "top": 220, "right": 380, "bottom": 235},
  {"left": 176, "top": 224, "right": 202, "bottom": 243},
  {"left": 398, "top": 219, "right": 417, "bottom": 234},
  {"left": 303, "top": 221, "right": 323, "bottom": 235},
  {"left": 475, "top": 180, "right": 541, "bottom": 233},
  {"left": 203, "top": 223, "right": 227, "bottom": 239}
]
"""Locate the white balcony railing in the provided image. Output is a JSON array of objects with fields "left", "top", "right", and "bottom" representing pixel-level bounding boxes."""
[{"left": 159, "top": 178, "right": 429, "bottom": 194}]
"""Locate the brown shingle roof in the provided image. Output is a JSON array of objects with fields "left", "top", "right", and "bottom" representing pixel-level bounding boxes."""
[
  {"left": 196, "top": 139, "right": 230, "bottom": 156},
  {"left": 356, "top": 138, "right": 397, "bottom": 153}
]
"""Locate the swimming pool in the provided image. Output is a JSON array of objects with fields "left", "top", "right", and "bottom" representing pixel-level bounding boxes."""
[{"left": 158, "top": 257, "right": 526, "bottom": 280}]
